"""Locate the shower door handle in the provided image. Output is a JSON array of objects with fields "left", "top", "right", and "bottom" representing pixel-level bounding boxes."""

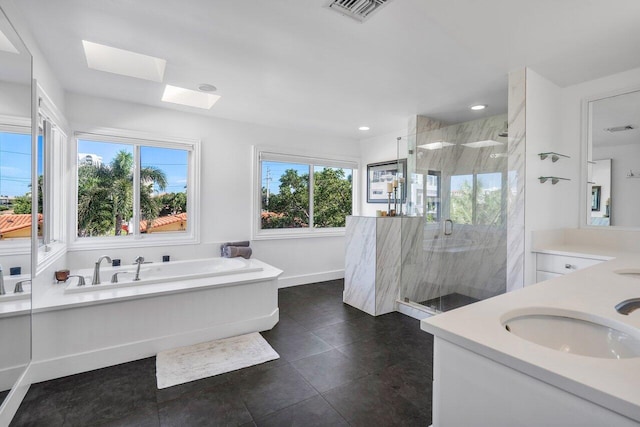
[{"left": 444, "top": 219, "right": 453, "bottom": 236}]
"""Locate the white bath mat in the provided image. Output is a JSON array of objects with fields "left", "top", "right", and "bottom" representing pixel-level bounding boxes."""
[{"left": 156, "top": 332, "right": 279, "bottom": 389}]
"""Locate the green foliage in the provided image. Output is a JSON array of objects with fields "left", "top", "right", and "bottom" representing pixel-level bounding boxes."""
[
  {"left": 12, "top": 195, "right": 32, "bottom": 214},
  {"left": 77, "top": 150, "right": 169, "bottom": 237},
  {"left": 450, "top": 177, "right": 502, "bottom": 225},
  {"left": 158, "top": 192, "right": 187, "bottom": 217},
  {"left": 261, "top": 167, "right": 352, "bottom": 229},
  {"left": 313, "top": 168, "right": 352, "bottom": 228}
]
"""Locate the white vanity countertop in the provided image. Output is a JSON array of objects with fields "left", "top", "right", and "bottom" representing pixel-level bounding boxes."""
[
  {"left": 532, "top": 244, "right": 624, "bottom": 260},
  {"left": 32, "top": 259, "right": 282, "bottom": 314},
  {"left": 421, "top": 254, "right": 640, "bottom": 421}
]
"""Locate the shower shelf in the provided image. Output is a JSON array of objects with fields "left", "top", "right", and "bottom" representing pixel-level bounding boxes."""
[
  {"left": 538, "top": 152, "right": 570, "bottom": 162},
  {"left": 538, "top": 176, "right": 570, "bottom": 185}
]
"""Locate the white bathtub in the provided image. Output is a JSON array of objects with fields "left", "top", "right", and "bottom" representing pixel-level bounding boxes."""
[{"left": 64, "top": 257, "right": 263, "bottom": 294}]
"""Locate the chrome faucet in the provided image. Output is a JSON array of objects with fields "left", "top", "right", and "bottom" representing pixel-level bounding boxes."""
[
  {"left": 133, "top": 256, "right": 144, "bottom": 281},
  {"left": 92, "top": 255, "right": 112, "bottom": 285},
  {"left": 111, "top": 271, "right": 131, "bottom": 283},
  {"left": 68, "top": 275, "right": 86, "bottom": 287},
  {"left": 615, "top": 298, "right": 640, "bottom": 315},
  {"left": 14, "top": 279, "right": 30, "bottom": 293},
  {"left": 0, "top": 265, "right": 5, "bottom": 295}
]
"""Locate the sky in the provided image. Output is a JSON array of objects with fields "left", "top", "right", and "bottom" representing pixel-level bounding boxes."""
[
  {"left": 0, "top": 131, "right": 31, "bottom": 197},
  {"left": 78, "top": 140, "right": 188, "bottom": 193}
]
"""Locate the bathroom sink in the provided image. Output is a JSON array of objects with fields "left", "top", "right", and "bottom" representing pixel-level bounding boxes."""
[
  {"left": 504, "top": 310, "right": 640, "bottom": 359},
  {"left": 614, "top": 269, "right": 640, "bottom": 279}
]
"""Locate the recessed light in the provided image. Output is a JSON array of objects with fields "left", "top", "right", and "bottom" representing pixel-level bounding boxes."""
[
  {"left": 359, "top": 126, "right": 370, "bottom": 131},
  {"left": 0, "top": 29, "right": 19, "bottom": 54},
  {"left": 82, "top": 40, "right": 166, "bottom": 82},
  {"left": 470, "top": 104, "right": 487, "bottom": 111},
  {"left": 162, "top": 85, "right": 221, "bottom": 109},
  {"left": 418, "top": 141, "right": 455, "bottom": 150},
  {"left": 197, "top": 83, "right": 217, "bottom": 92}
]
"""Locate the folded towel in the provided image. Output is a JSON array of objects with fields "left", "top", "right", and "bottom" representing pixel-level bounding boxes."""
[
  {"left": 220, "top": 241, "right": 251, "bottom": 256},
  {"left": 222, "top": 246, "right": 252, "bottom": 259}
]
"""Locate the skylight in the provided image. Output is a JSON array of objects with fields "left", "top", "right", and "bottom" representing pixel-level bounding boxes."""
[
  {"left": 82, "top": 40, "right": 166, "bottom": 82},
  {"left": 0, "top": 29, "right": 18, "bottom": 54},
  {"left": 418, "top": 141, "right": 455, "bottom": 150},
  {"left": 461, "top": 140, "right": 503, "bottom": 148},
  {"left": 161, "top": 85, "right": 221, "bottom": 109}
]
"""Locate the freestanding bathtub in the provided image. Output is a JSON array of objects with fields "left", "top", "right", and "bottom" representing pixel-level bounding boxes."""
[{"left": 64, "top": 257, "right": 263, "bottom": 293}]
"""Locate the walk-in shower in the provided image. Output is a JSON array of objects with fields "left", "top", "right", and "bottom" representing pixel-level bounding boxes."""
[{"left": 399, "top": 114, "right": 509, "bottom": 313}]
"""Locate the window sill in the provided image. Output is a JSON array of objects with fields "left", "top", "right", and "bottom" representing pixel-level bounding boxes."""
[
  {"left": 252, "top": 228, "right": 346, "bottom": 241},
  {"left": 36, "top": 242, "right": 66, "bottom": 276},
  {"left": 68, "top": 234, "right": 200, "bottom": 252}
]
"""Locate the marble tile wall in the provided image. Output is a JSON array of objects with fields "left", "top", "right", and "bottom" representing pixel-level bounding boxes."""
[{"left": 506, "top": 69, "right": 526, "bottom": 293}]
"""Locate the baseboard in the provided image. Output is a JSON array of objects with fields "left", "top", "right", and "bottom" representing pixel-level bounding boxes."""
[
  {"left": 0, "top": 364, "right": 29, "bottom": 392},
  {"left": 278, "top": 269, "right": 344, "bottom": 288},
  {"left": 28, "top": 309, "right": 279, "bottom": 384},
  {"left": 0, "top": 364, "right": 31, "bottom": 426}
]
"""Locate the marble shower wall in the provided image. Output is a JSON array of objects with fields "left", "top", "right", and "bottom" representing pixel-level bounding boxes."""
[{"left": 401, "top": 114, "right": 508, "bottom": 305}]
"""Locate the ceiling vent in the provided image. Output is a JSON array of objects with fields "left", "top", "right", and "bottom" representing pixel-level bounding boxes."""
[
  {"left": 605, "top": 125, "right": 635, "bottom": 133},
  {"left": 326, "top": 0, "right": 392, "bottom": 23}
]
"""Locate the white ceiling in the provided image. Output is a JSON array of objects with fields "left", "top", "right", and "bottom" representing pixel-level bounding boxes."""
[{"left": 14, "top": 0, "right": 640, "bottom": 139}]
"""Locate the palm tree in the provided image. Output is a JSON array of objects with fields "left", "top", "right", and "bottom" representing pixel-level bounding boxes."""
[{"left": 77, "top": 150, "right": 167, "bottom": 236}]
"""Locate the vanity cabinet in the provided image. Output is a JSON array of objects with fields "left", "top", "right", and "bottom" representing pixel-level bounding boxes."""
[{"left": 535, "top": 253, "right": 605, "bottom": 283}]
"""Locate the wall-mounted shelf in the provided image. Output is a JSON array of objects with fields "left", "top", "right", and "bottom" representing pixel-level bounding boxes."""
[
  {"left": 539, "top": 176, "right": 570, "bottom": 185},
  {"left": 538, "top": 152, "right": 570, "bottom": 162}
]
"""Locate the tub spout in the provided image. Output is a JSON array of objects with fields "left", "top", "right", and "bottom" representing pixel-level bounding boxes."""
[
  {"left": 133, "top": 256, "right": 144, "bottom": 281},
  {"left": 92, "top": 255, "right": 112, "bottom": 285}
]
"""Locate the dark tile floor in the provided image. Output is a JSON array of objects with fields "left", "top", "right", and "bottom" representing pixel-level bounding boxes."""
[
  {"left": 421, "top": 292, "right": 479, "bottom": 312},
  {"left": 11, "top": 279, "right": 434, "bottom": 426}
]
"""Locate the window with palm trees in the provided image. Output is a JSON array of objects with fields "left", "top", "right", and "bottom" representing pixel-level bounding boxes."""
[{"left": 77, "top": 139, "right": 189, "bottom": 238}]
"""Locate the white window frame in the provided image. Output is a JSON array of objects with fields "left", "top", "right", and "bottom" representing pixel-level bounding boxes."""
[
  {"left": 252, "top": 146, "right": 359, "bottom": 240},
  {"left": 70, "top": 127, "right": 200, "bottom": 250},
  {"left": 0, "top": 115, "right": 32, "bottom": 255}
]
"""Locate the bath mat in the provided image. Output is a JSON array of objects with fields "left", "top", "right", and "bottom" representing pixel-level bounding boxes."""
[{"left": 156, "top": 332, "right": 279, "bottom": 389}]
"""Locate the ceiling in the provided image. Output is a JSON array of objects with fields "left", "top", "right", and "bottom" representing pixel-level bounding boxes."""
[{"left": 14, "top": 0, "right": 640, "bottom": 139}]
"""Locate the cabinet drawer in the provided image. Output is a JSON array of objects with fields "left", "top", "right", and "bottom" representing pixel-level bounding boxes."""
[
  {"left": 536, "top": 253, "right": 603, "bottom": 275},
  {"left": 536, "top": 270, "right": 562, "bottom": 283}
]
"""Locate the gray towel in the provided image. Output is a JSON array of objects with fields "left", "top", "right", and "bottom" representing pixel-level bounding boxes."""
[
  {"left": 220, "top": 241, "right": 250, "bottom": 256},
  {"left": 222, "top": 246, "right": 252, "bottom": 259}
]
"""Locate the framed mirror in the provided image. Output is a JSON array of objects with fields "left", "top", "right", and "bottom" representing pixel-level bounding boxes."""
[
  {"left": 585, "top": 88, "right": 640, "bottom": 228},
  {"left": 0, "top": 5, "right": 32, "bottom": 409}
]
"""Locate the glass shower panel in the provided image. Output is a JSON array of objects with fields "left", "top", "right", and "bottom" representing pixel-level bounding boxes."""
[{"left": 400, "top": 114, "right": 508, "bottom": 314}]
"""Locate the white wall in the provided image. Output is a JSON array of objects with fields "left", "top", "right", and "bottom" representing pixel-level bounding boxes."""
[
  {"left": 523, "top": 69, "right": 578, "bottom": 285},
  {"left": 358, "top": 129, "right": 407, "bottom": 217},
  {"left": 65, "top": 93, "right": 360, "bottom": 286}
]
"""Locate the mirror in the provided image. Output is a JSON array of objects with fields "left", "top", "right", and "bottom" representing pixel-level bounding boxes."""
[
  {"left": 0, "top": 6, "right": 32, "bottom": 406},
  {"left": 587, "top": 89, "right": 640, "bottom": 227}
]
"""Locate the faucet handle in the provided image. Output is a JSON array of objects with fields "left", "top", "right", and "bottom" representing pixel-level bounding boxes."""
[
  {"left": 14, "top": 279, "right": 31, "bottom": 293},
  {"left": 68, "top": 275, "right": 86, "bottom": 287}
]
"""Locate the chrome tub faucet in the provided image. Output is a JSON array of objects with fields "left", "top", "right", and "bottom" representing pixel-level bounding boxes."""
[{"left": 92, "top": 255, "right": 112, "bottom": 285}]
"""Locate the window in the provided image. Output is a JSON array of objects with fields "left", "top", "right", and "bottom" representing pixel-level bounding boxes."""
[
  {"left": 256, "top": 150, "right": 357, "bottom": 238},
  {"left": 450, "top": 172, "right": 504, "bottom": 225},
  {"left": 75, "top": 132, "right": 197, "bottom": 244},
  {"left": 0, "top": 128, "right": 32, "bottom": 240}
]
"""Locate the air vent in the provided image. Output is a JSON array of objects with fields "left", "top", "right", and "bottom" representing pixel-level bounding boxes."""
[
  {"left": 605, "top": 125, "right": 636, "bottom": 133},
  {"left": 326, "top": 0, "right": 392, "bottom": 22}
]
